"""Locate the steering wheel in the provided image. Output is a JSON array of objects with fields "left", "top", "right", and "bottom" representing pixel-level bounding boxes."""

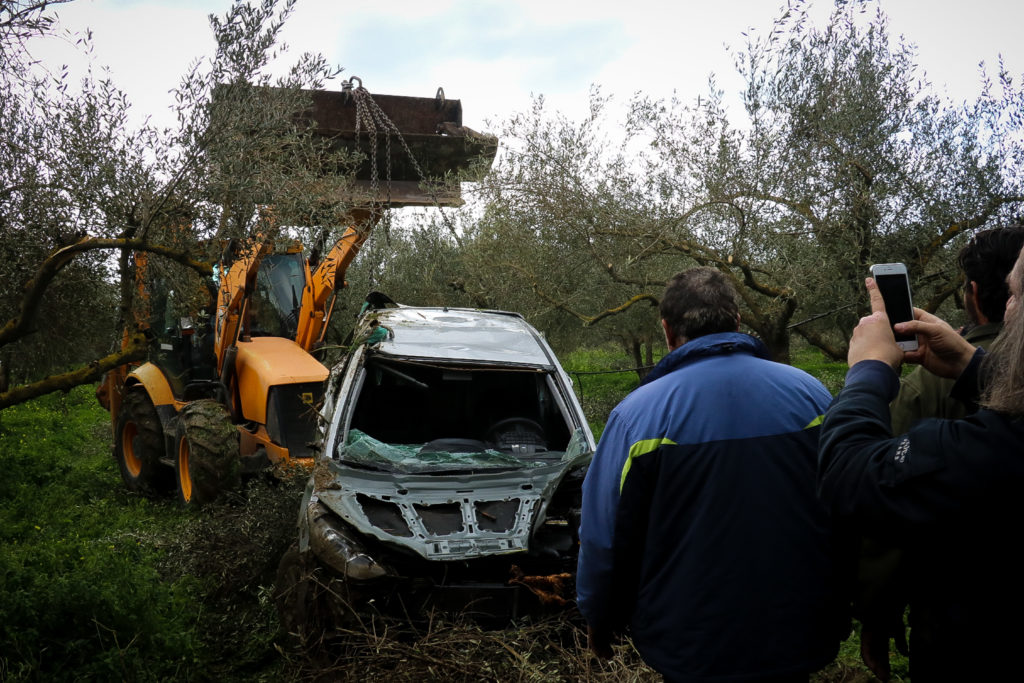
[{"left": 486, "top": 417, "right": 548, "bottom": 454}]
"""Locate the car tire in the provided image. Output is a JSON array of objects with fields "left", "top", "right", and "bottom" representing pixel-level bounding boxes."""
[
  {"left": 275, "top": 543, "right": 317, "bottom": 642},
  {"left": 275, "top": 542, "right": 370, "bottom": 643}
]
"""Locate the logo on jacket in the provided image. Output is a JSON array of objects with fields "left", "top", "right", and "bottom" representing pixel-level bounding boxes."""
[{"left": 894, "top": 437, "right": 910, "bottom": 464}]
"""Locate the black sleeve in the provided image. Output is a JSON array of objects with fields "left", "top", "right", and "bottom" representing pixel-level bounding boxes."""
[
  {"left": 950, "top": 347, "right": 987, "bottom": 407},
  {"left": 820, "top": 355, "right": 1024, "bottom": 535},
  {"left": 818, "top": 361, "right": 957, "bottom": 531}
]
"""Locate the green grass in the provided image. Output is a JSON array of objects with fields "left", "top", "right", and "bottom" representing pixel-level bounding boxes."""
[
  {"left": 0, "top": 387, "right": 204, "bottom": 681},
  {"left": 1, "top": 370, "right": 896, "bottom": 682},
  {"left": 0, "top": 386, "right": 303, "bottom": 682},
  {"left": 791, "top": 345, "right": 851, "bottom": 395},
  {"left": 563, "top": 345, "right": 646, "bottom": 439}
]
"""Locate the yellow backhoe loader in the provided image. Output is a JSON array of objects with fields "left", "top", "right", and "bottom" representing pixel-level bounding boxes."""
[{"left": 97, "top": 83, "right": 495, "bottom": 505}]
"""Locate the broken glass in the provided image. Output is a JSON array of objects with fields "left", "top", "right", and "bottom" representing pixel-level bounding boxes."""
[{"left": 338, "top": 429, "right": 589, "bottom": 473}]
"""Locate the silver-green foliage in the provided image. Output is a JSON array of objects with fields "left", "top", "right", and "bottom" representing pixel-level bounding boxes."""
[
  {"left": 0, "top": 0, "right": 357, "bottom": 404},
  {"left": 459, "top": 0, "right": 1024, "bottom": 363}
]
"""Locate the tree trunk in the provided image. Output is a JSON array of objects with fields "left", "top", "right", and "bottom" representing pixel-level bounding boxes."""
[
  {"left": 629, "top": 339, "right": 644, "bottom": 381},
  {"left": 763, "top": 324, "right": 791, "bottom": 365},
  {"left": 0, "top": 332, "right": 148, "bottom": 411},
  {"left": 0, "top": 352, "right": 9, "bottom": 395}
]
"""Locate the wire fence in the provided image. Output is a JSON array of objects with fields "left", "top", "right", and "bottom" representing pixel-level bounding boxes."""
[{"left": 567, "top": 365, "right": 653, "bottom": 405}]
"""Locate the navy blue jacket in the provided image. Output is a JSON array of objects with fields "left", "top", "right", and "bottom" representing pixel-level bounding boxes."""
[
  {"left": 577, "top": 333, "right": 843, "bottom": 682},
  {"left": 819, "top": 357, "right": 1024, "bottom": 680}
]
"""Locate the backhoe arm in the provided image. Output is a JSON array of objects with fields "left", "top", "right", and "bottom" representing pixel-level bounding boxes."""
[
  {"left": 214, "top": 241, "right": 270, "bottom": 374},
  {"left": 295, "top": 213, "right": 378, "bottom": 351}
]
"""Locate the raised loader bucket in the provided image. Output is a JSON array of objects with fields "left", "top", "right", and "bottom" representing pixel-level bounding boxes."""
[{"left": 298, "top": 84, "right": 497, "bottom": 206}]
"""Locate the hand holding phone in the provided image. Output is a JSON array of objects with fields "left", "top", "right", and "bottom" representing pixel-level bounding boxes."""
[
  {"left": 869, "top": 263, "right": 919, "bottom": 352},
  {"left": 848, "top": 278, "right": 908, "bottom": 369},
  {"left": 897, "top": 308, "right": 977, "bottom": 378}
]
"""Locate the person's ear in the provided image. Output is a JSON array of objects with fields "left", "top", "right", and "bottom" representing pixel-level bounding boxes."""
[
  {"left": 966, "top": 280, "right": 989, "bottom": 324},
  {"left": 661, "top": 319, "right": 680, "bottom": 350}
]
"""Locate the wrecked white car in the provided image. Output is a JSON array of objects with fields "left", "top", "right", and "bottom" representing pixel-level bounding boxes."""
[{"left": 276, "top": 299, "right": 595, "bottom": 630}]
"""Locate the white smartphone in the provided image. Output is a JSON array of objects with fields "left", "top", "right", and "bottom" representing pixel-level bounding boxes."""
[{"left": 870, "top": 263, "right": 919, "bottom": 352}]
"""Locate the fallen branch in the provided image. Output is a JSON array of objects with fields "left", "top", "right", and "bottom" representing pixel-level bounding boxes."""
[{"left": 0, "top": 331, "right": 148, "bottom": 410}]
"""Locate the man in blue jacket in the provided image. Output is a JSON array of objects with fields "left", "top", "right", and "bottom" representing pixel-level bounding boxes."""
[{"left": 577, "top": 267, "right": 845, "bottom": 683}]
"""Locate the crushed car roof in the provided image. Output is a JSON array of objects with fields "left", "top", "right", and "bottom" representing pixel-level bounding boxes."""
[{"left": 368, "top": 307, "right": 555, "bottom": 366}]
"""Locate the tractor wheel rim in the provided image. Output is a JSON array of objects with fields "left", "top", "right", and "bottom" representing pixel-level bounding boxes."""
[
  {"left": 122, "top": 422, "right": 142, "bottom": 477},
  {"left": 178, "top": 438, "right": 192, "bottom": 502}
]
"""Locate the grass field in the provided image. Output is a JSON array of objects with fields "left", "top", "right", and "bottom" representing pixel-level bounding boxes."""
[{"left": 0, "top": 346, "right": 908, "bottom": 681}]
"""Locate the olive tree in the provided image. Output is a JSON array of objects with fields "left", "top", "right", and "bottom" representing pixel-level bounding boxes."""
[
  {"left": 626, "top": 0, "right": 1024, "bottom": 360},
  {"left": 463, "top": 0, "right": 1024, "bottom": 364},
  {"left": 0, "top": 0, "right": 357, "bottom": 409},
  {"left": 1, "top": 1, "right": 148, "bottom": 396},
  {"left": 448, "top": 93, "right": 673, "bottom": 374}
]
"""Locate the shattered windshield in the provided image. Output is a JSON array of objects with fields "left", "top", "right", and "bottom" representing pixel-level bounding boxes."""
[
  {"left": 336, "top": 428, "right": 591, "bottom": 474},
  {"left": 339, "top": 356, "right": 583, "bottom": 469}
]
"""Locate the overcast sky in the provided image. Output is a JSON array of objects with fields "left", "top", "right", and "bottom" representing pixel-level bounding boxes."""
[{"left": 26, "top": 0, "right": 1024, "bottom": 132}]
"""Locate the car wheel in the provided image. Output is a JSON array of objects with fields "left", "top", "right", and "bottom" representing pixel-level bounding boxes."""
[
  {"left": 275, "top": 543, "right": 318, "bottom": 642},
  {"left": 275, "top": 543, "right": 372, "bottom": 643}
]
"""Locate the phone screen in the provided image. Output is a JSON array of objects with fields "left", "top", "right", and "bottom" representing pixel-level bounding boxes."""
[{"left": 874, "top": 273, "right": 915, "bottom": 342}]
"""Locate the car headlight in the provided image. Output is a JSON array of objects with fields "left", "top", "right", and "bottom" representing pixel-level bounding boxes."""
[{"left": 307, "top": 501, "right": 392, "bottom": 581}]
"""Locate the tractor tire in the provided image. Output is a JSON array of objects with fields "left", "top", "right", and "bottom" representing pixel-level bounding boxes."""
[
  {"left": 114, "top": 388, "right": 170, "bottom": 495},
  {"left": 174, "top": 399, "right": 240, "bottom": 507}
]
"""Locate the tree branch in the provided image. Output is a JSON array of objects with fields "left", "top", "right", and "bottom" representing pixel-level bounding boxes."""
[
  {"left": 600, "top": 228, "right": 788, "bottom": 298},
  {"left": 585, "top": 293, "right": 660, "bottom": 327},
  {"left": 793, "top": 326, "right": 847, "bottom": 361},
  {"left": 917, "top": 196, "right": 1024, "bottom": 270},
  {"left": 0, "top": 331, "right": 148, "bottom": 410},
  {"left": 0, "top": 237, "right": 213, "bottom": 349},
  {"left": 501, "top": 262, "right": 659, "bottom": 326},
  {"left": 922, "top": 275, "right": 960, "bottom": 313}
]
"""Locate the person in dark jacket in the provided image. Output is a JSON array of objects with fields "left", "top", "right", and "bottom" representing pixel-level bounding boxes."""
[
  {"left": 819, "top": 254, "right": 1024, "bottom": 681},
  {"left": 890, "top": 225, "right": 1024, "bottom": 433},
  {"left": 577, "top": 267, "right": 845, "bottom": 683},
  {"left": 858, "top": 225, "right": 1024, "bottom": 677}
]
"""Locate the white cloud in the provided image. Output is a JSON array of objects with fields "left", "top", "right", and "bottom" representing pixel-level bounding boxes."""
[
  {"left": 29, "top": 0, "right": 212, "bottom": 126},
  {"left": 22, "top": 0, "right": 1024, "bottom": 134}
]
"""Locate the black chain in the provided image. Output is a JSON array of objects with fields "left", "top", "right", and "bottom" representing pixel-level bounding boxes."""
[{"left": 341, "top": 76, "right": 463, "bottom": 248}]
